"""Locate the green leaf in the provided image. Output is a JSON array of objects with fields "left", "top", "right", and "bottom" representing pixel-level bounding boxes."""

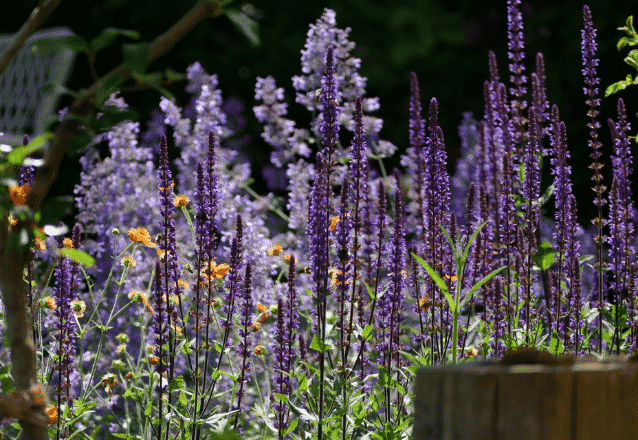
[
  {"left": 90, "top": 27, "right": 141, "bottom": 53},
  {"left": 226, "top": 11, "right": 260, "bottom": 46},
  {"left": 97, "top": 74, "right": 125, "bottom": 106},
  {"left": 606, "top": 77, "right": 633, "bottom": 97},
  {"left": 411, "top": 254, "right": 454, "bottom": 312},
  {"left": 211, "top": 369, "right": 221, "bottom": 380},
  {"left": 67, "top": 129, "right": 94, "bottom": 157},
  {"left": 169, "top": 375, "right": 184, "bottom": 392},
  {"left": 378, "top": 364, "right": 389, "bottom": 387},
  {"left": 59, "top": 248, "right": 95, "bottom": 267},
  {"left": 284, "top": 418, "right": 299, "bottom": 435},
  {"left": 464, "top": 266, "right": 507, "bottom": 307},
  {"left": 298, "top": 372, "right": 308, "bottom": 392},
  {"left": 533, "top": 240, "right": 555, "bottom": 271},
  {"left": 273, "top": 393, "right": 288, "bottom": 402},
  {"left": 536, "top": 183, "right": 555, "bottom": 208},
  {"left": 31, "top": 35, "right": 90, "bottom": 53},
  {"left": 39, "top": 196, "right": 74, "bottom": 226},
  {"left": 362, "top": 324, "right": 373, "bottom": 340},
  {"left": 144, "top": 401, "right": 152, "bottom": 417},
  {"left": 309, "top": 334, "right": 331, "bottom": 353},
  {"left": 6, "top": 132, "right": 54, "bottom": 164},
  {"left": 122, "top": 42, "right": 151, "bottom": 74},
  {"left": 179, "top": 391, "right": 187, "bottom": 406}
]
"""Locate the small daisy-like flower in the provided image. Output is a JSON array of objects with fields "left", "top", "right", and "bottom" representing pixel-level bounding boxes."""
[
  {"left": 250, "top": 322, "right": 261, "bottom": 332},
  {"left": 257, "top": 304, "right": 268, "bottom": 312},
  {"left": 267, "top": 244, "right": 283, "bottom": 256},
  {"left": 111, "top": 360, "right": 124, "bottom": 370},
  {"left": 149, "top": 355, "right": 160, "bottom": 365},
  {"left": 116, "top": 333, "right": 129, "bottom": 344},
  {"left": 156, "top": 248, "right": 166, "bottom": 259},
  {"left": 42, "top": 296, "right": 56, "bottom": 310},
  {"left": 467, "top": 345, "right": 478, "bottom": 358},
  {"left": 101, "top": 372, "right": 119, "bottom": 388},
  {"left": 145, "top": 303, "right": 154, "bottom": 314},
  {"left": 254, "top": 345, "right": 266, "bottom": 356},
  {"left": 63, "top": 238, "right": 73, "bottom": 248},
  {"left": 7, "top": 216, "right": 16, "bottom": 226},
  {"left": 70, "top": 299, "right": 86, "bottom": 318},
  {"left": 173, "top": 195, "right": 189, "bottom": 207},
  {"left": 45, "top": 406, "right": 58, "bottom": 424},
  {"left": 121, "top": 256, "right": 137, "bottom": 268},
  {"left": 171, "top": 324, "right": 183, "bottom": 337},
  {"left": 127, "top": 227, "right": 157, "bottom": 248},
  {"left": 116, "top": 344, "right": 127, "bottom": 355},
  {"left": 146, "top": 345, "right": 156, "bottom": 355},
  {"left": 444, "top": 274, "right": 459, "bottom": 282},
  {"left": 329, "top": 215, "right": 340, "bottom": 230},
  {"left": 33, "top": 237, "right": 46, "bottom": 250},
  {"left": 127, "top": 290, "right": 147, "bottom": 303},
  {"left": 284, "top": 254, "right": 296, "bottom": 263},
  {"left": 124, "top": 372, "right": 133, "bottom": 380},
  {"left": 9, "top": 183, "right": 30, "bottom": 206},
  {"left": 177, "top": 279, "right": 189, "bottom": 290}
]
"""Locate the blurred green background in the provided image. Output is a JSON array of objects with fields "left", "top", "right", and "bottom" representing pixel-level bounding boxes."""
[{"left": 2, "top": 0, "right": 638, "bottom": 227}]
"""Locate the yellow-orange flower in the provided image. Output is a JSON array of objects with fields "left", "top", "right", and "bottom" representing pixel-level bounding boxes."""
[
  {"left": 249, "top": 322, "right": 261, "bottom": 332},
  {"left": 42, "top": 296, "right": 56, "bottom": 310},
  {"left": 116, "top": 344, "right": 127, "bottom": 355},
  {"left": 121, "top": 256, "right": 136, "bottom": 268},
  {"left": 267, "top": 244, "right": 282, "bottom": 256},
  {"left": 177, "top": 279, "right": 189, "bottom": 291},
  {"left": 173, "top": 195, "right": 189, "bottom": 207},
  {"left": 9, "top": 183, "right": 30, "bottom": 206},
  {"left": 63, "top": 238, "right": 73, "bottom": 248},
  {"left": 70, "top": 299, "right": 86, "bottom": 318},
  {"left": 466, "top": 345, "right": 478, "bottom": 358},
  {"left": 127, "top": 227, "right": 156, "bottom": 248},
  {"left": 199, "top": 261, "right": 229, "bottom": 281},
  {"left": 418, "top": 296, "right": 432, "bottom": 311},
  {"left": 45, "top": 406, "right": 58, "bottom": 424},
  {"left": 124, "top": 372, "right": 133, "bottom": 380},
  {"left": 284, "top": 254, "right": 296, "bottom": 263},
  {"left": 33, "top": 237, "right": 46, "bottom": 251},
  {"left": 7, "top": 216, "right": 17, "bottom": 226},
  {"left": 254, "top": 345, "right": 266, "bottom": 355},
  {"left": 128, "top": 290, "right": 147, "bottom": 303},
  {"left": 329, "top": 216, "right": 339, "bottom": 230},
  {"left": 158, "top": 180, "right": 175, "bottom": 191}
]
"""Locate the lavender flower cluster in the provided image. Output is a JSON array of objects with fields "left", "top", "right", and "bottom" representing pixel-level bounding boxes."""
[{"left": 2, "top": 3, "right": 638, "bottom": 439}]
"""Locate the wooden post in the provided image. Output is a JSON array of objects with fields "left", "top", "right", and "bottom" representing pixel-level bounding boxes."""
[{"left": 413, "top": 360, "right": 638, "bottom": 440}]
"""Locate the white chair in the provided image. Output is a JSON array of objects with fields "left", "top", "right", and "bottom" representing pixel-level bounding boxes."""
[{"left": 0, "top": 27, "right": 76, "bottom": 147}]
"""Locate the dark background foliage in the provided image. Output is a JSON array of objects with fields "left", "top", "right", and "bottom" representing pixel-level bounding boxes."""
[{"left": 2, "top": 0, "right": 638, "bottom": 228}]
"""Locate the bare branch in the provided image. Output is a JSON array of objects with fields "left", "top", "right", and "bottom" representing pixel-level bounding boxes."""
[{"left": 0, "top": 0, "right": 63, "bottom": 77}]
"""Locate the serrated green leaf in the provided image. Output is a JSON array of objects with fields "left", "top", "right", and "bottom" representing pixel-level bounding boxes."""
[
  {"left": 122, "top": 42, "right": 151, "bottom": 74},
  {"left": 59, "top": 248, "right": 95, "bottom": 267},
  {"left": 169, "top": 375, "right": 184, "bottom": 392}
]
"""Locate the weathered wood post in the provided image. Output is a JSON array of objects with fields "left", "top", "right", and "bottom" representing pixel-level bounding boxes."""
[{"left": 413, "top": 355, "right": 638, "bottom": 440}]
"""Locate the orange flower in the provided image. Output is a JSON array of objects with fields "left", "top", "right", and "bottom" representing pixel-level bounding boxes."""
[
  {"left": 177, "top": 279, "right": 189, "bottom": 290},
  {"left": 249, "top": 322, "right": 261, "bottom": 332},
  {"left": 7, "top": 216, "right": 17, "bottom": 226},
  {"left": 124, "top": 372, "right": 133, "bottom": 380},
  {"left": 45, "top": 406, "right": 58, "bottom": 424},
  {"left": 127, "top": 227, "right": 156, "bottom": 248},
  {"left": 284, "top": 254, "right": 296, "bottom": 263},
  {"left": 70, "top": 299, "right": 86, "bottom": 318},
  {"left": 8, "top": 183, "right": 30, "bottom": 206},
  {"left": 173, "top": 195, "right": 189, "bottom": 207},
  {"left": 63, "top": 238, "right": 73, "bottom": 248},
  {"left": 466, "top": 345, "right": 478, "bottom": 358},
  {"left": 158, "top": 180, "right": 175, "bottom": 191},
  {"left": 418, "top": 296, "right": 432, "bottom": 311},
  {"left": 199, "top": 261, "right": 229, "bottom": 280},
  {"left": 257, "top": 304, "right": 268, "bottom": 312},
  {"left": 34, "top": 237, "right": 46, "bottom": 250},
  {"left": 121, "top": 256, "right": 136, "bottom": 268},
  {"left": 329, "top": 216, "right": 339, "bottom": 230},
  {"left": 254, "top": 345, "right": 266, "bottom": 355},
  {"left": 116, "top": 344, "right": 127, "bottom": 355},
  {"left": 267, "top": 244, "right": 282, "bottom": 256}
]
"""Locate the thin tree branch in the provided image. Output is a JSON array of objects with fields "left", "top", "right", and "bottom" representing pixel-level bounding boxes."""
[
  {"left": 0, "top": 1, "right": 222, "bottom": 438},
  {"left": 0, "top": 0, "right": 64, "bottom": 77}
]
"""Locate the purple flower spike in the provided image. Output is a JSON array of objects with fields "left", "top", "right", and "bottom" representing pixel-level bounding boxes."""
[
  {"left": 320, "top": 46, "right": 339, "bottom": 154},
  {"left": 507, "top": 0, "right": 527, "bottom": 113}
]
